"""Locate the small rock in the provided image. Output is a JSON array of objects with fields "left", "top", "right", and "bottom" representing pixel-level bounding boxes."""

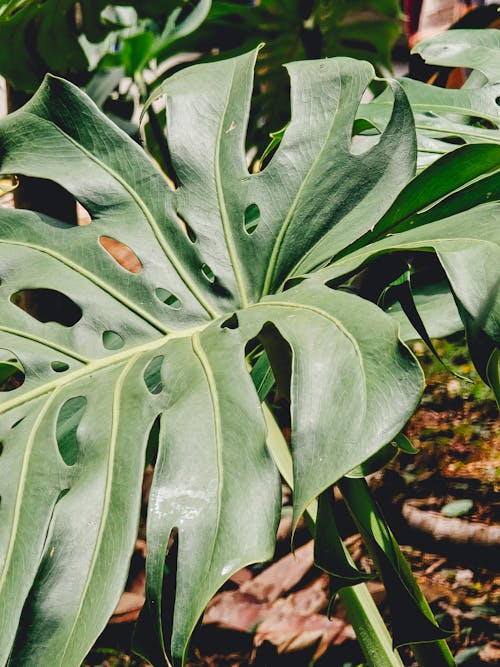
[{"left": 454, "top": 569, "right": 474, "bottom": 587}]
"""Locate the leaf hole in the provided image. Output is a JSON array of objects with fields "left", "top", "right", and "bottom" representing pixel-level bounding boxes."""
[
  {"left": 56, "top": 488, "right": 70, "bottom": 503},
  {"left": 99, "top": 236, "right": 143, "bottom": 274},
  {"left": 496, "top": 96, "right": 500, "bottom": 107},
  {"left": 56, "top": 396, "right": 87, "bottom": 466},
  {"left": 10, "top": 417, "right": 25, "bottom": 429},
  {"left": 467, "top": 116, "right": 498, "bottom": 130},
  {"left": 440, "top": 136, "right": 466, "bottom": 146},
  {"left": 51, "top": 361, "right": 70, "bottom": 373},
  {"left": 155, "top": 288, "right": 182, "bottom": 310},
  {"left": 0, "top": 350, "right": 25, "bottom": 392},
  {"left": 144, "top": 356, "right": 164, "bottom": 395},
  {"left": 177, "top": 212, "right": 197, "bottom": 244},
  {"left": 77, "top": 202, "right": 92, "bottom": 226},
  {"left": 282, "top": 276, "right": 307, "bottom": 291},
  {"left": 145, "top": 414, "right": 161, "bottom": 467},
  {"left": 10, "top": 289, "right": 82, "bottom": 326},
  {"left": 244, "top": 203, "right": 260, "bottom": 235},
  {"left": 0, "top": 442, "right": 3, "bottom": 456},
  {"left": 102, "top": 330, "right": 124, "bottom": 350},
  {"left": 201, "top": 263, "right": 215, "bottom": 284},
  {"left": 221, "top": 313, "right": 239, "bottom": 330},
  {"left": 350, "top": 133, "right": 382, "bottom": 155}
]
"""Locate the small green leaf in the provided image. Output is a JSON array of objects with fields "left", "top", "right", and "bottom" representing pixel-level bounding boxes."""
[
  {"left": 393, "top": 433, "right": 418, "bottom": 455},
  {"left": 455, "top": 646, "right": 482, "bottom": 665},
  {"left": 441, "top": 499, "right": 474, "bottom": 518}
]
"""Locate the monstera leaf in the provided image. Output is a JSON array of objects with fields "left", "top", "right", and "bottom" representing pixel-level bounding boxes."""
[
  {"left": 0, "top": 49, "right": 498, "bottom": 667},
  {"left": 358, "top": 30, "right": 500, "bottom": 169}
]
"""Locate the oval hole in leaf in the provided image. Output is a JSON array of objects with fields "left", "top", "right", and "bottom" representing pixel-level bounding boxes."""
[
  {"left": 102, "top": 330, "right": 124, "bottom": 350},
  {"left": 145, "top": 414, "right": 161, "bottom": 466},
  {"left": 221, "top": 313, "right": 239, "bottom": 330},
  {"left": 10, "top": 417, "right": 24, "bottom": 429},
  {"left": 56, "top": 488, "right": 70, "bottom": 504},
  {"left": 244, "top": 203, "right": 260, "bottom": 235},
  {"left": 441, "top": 136, "right": 466, "bottom": 146},
  {"left": 99, "top": 236, "right": 142, "bottom": 274},
  {"left": 51, "top": 361, "right": 70, "bottom": 373},
  {"left": 0, "top": 349, "right": 25, "bottom": 392},
  {"left": 201, "top": 263, "right": 215, "bottom": 284},
  {"left": 0, "top": 442, "right": 3, "bottom": 456},
  {"left": 283, "top": 276, "right": 307, "bottom": 291},
  {"left": 155, "top": 288, "right": 182, "bottom": 310},
  {"left": 10, "top": 289, "right": 82, "bottom": 326},
  {"left": 144, "top": 356, "right": 164, "bottom": 395},
  {"left": 468, "top": 116, "right": 498, "bottom": 130},
  {"left": 177, "top": 212, "right": 197, "bottom": 243},
  {"left": 56, "top": 396, "right": 87, "bottom": 466}
]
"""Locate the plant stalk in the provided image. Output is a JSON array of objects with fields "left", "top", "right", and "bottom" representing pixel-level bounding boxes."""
[
  {"left": 263, "top": 405, "right": 405, "bottom": 667},
  {"left": 338, "top": 477, "right": 455, "bottom": 667}
]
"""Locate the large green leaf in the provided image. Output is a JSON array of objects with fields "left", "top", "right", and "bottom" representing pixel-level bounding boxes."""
[
  {"left": 0, "top": 47, "right": 496, "bottom": 666},
  {"left": 321, "top": 203, "right": 500, "bottom": 384}
]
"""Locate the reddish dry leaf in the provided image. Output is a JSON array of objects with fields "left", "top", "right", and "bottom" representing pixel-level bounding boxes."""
[
  {"left": 110, "top": 592, "right": 145, "bottom": 624},
  {"left": 239, "top": 540, "right": 314, "bottom": 603},
  {"left": 204, "top": 591, "right": 272, "bottom": 632},
  {"left": 205, "top": 570, "right": 354, "bottom": 659},
  {"left": 110, "top": 540, "right": 147, "bottom": 624},
  {"left": 230, "top": 568, "right": 254, "bottom": 587},
  {"left": 254, "top": 578, "right": 354, "bottom": 659},
  {"left": 479, "top": 641, "right": 500, "bottom": 664}
]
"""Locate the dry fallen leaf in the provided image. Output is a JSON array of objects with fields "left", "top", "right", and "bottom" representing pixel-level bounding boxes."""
[
  {"left": 254, "top": 578, "right": 354, "bottom": 659},
  {"left": 239, "top": 540, "right": 314, "bottom": 603}
]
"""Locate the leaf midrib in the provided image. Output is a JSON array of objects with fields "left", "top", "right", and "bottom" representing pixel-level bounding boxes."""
[
  {"left": 191, "top": 332, "right": 224, "bottom": 581},
  {"left": 0, "top": 325, "right": 89, "bottom": 363},
  {"left": 0, "top": 239, "right": 169, "bottom": 335},
  {"left": 261, "top": 62, "right": 343, "bottom": 297},
  {"left": 59, "top": 353, "right": 138, "bottom": 663},
  {"left": 214, "top": 62, "right": 249, "bottom": 308},
  {"left": 23, "top": 111, "right": 219, "bottom": 320},
  {"left": 0, "top": 326, "right": 203, "bottom": 416},
  {"left": 0, "top": 389, "right": 61, "bottom": 597}
]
